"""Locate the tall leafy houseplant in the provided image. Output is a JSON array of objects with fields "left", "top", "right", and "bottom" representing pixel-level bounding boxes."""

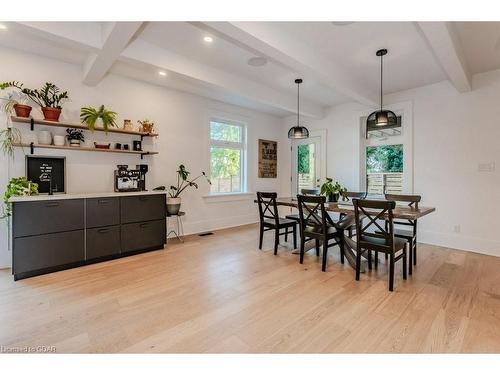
[
  {"left": 320, "top": 178, "right": 347, "bottom": 202},
  {"left": 21, "top": 82, "right": 68, "bottom": 122},
  {"left": 80, "top": 105, "right": 117, "bottom": 134},
  {"left": 167, "top": 164, "right": 211, "bottom": 215},
  {"left": 2, "top": 177, "right": 38, "bottom": 218}
]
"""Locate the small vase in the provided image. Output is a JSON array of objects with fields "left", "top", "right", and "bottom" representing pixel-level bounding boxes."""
[
  {"left": 123, "top": 119, "right": 133, "bottom": 131},
  {"left": 41, "top": 107, "right": 62, "bottom": 122},
  {"left": 167, "top": 197, "right": 181, "bottom": 215},
  {"left": 13, "top": 104, "right": 32, "bottom": 118},
  {"left": 37, "top": 130, "right": 52, "bottom": 145},
  {"left": 53, "top": 135, "right": 65, "bottom": 146}
]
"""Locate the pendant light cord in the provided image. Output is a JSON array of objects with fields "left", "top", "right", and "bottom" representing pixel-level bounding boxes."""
[
  {"left": 297, "top": 81, "right": 300, "bottom": 125},
  {"left": 380, "top": 53, "right": 383, "bottom": 111}
]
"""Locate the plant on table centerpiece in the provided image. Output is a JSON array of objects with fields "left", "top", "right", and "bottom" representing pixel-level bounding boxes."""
[
  {"left": 0, "top": 81, "right": 33, "bottom": 118},
  {"left": 66, "top": 128, "right": 85, "bottom": 147},
  {"left": 2, "top": 177, "right": 38, "bottom": 219},
  {"left": 80, "top": 105, "right": 117, "bottom": 134},
  {"left": 320, "top": 178, "right": 347, "bottom": 202},
  {"left": 167, "top": 164, "right": 211, "bottom": 215},
  {"left": 20, "top": 82, "right": 69, "bottom": 122}
]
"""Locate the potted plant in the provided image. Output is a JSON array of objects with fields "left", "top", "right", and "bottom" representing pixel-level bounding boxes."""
[
  {"left": 0, "top": 126, "right": 21, "bottom": 157},
  {"left": 137, "top": 119, "right": 154, "bottom": 133},
  {"left": 0, "top": 82, "right": 32, "bottom": 117},
  {"left": 2, "top": 177, "right": 38, "bottom": 218},
  {"left": 80, "top": 105, "right": 117, "bottom": 133},
  {"left": 66, "top": 128, "right": 85, "bottom": 147},
  {"left": 21, "top": 82, "right": 69, "bottom": 122},
  {"left": 167, "top": 164, "right": 211, "bottom": 215},
  {"left": 320, "top": 178, "right": 347, "bottom": 202}
]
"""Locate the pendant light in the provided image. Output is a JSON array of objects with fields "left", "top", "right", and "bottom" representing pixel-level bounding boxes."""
[
  {"left": 288, "top": 78, "right": 309, "bottom": 139},
  {"left": 367, "top": 49, "right": 397, "bottom": 127}
]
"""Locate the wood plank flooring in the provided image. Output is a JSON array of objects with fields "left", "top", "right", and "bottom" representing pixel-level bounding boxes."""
[{"left": 1, "top": 223, "right": 499, "bottom": 353}]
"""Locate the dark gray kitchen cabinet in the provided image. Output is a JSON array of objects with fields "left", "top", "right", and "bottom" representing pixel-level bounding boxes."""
[
  {"left": 86, "top": 197, "right": 120, "bottom": 228},
  {"left": 12, "top": 193, "right": 166, "bottom": 280},
  {"left": 13, "top": 199, "right": 84, "bottom": 238},
  {"left": 13, "top": 230, "right": 84, "bottom": 274},
  {"left": 86, "top": 225, "right": 121, "bottom": 260}
]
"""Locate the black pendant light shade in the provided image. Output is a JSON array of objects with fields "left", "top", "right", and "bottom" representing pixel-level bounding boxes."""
[
  {"left": 367, "top": 49, "right": 397, "bottom": 127},
  {"left": 288, "top": 78, "right": 309, "bottom": 139}
]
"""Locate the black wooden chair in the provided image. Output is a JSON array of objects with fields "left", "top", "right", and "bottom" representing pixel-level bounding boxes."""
[
  {"left": 297, "top": 194, "right": 353, "bottom": 271},
  {"left": 384, "top": 194, "right": 421, "bottom": 275},
  {"left": 348, "top": 198, "right": 407, "bottom": 291},
  {"left": 340, "top": 191, "right": 367, "bottom": 238},
  {"left": 285, "top": 188, "right": 319, "bottom": 223},
  {"left": 257, "top": 192, "right": 297, "bottom": 254}
]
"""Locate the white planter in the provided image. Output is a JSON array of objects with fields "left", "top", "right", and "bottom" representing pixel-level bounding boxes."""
[
  {"left": 53, "top": 135, "right": 65, "bottom": 146},
  {"left": 69, "top": 140, "right": 81, "bottom": 147},
  {"left": 37, "top": 130, "right": 52, "bottom": 145},
  {"left": 166, "top": 197, "right": 181, "bottom": 215}
]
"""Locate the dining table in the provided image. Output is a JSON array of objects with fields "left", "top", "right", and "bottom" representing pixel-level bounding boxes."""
[{"left": 263, "top": 196, "right": 436, "bottom": 272}]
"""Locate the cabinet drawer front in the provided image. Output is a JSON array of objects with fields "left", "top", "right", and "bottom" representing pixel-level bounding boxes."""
[
  {"left": 13, "top": 199, "right": 84, "bottom": 238},
  {"left": 86, "top": 198, "right": 120, "bottom": 228},
  {"left": 14, "top": 230, "right": 84, "bottom": 274},
  {"left": 121, "top": 219, "right": 166, "bottom": 253},
  {"left": 86, "top": 225, "right": 121, "bottom": 260},
  {"left": 120, "top": 194, "right": 166, "bottom": 224}
]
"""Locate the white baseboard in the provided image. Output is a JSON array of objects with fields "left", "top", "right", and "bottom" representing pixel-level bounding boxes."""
[{"left": 180, "top": 213, "right": 258, "bottom": 236}]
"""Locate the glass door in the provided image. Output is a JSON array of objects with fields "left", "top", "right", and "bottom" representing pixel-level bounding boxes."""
[{"left": 291, "top": 137, "right": 322, "bottom": 196}]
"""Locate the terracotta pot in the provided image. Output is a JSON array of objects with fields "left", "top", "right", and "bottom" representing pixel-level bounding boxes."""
[
  {"left": 13, "top": 104, "right": 32, "bottom": 118},
  {"left": 41, "top": 107, "right": 62, "bottom": 122}
]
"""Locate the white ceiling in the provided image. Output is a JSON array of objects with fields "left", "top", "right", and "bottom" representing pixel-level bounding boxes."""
[{"left": 0, "top": 21, "right": 498, "bottom": 118}]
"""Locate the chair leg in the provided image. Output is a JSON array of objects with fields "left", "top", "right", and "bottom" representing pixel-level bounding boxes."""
[
  {"left": 315, "top": 239, "right": 320, "bottom": 257},
  {"left": 284, "top": 228, "right": 288, "bottom": 242},
  {"left": 385, "top": 252, "right": 388, "bottom": 260},
  {"left": 293, "top": 225, "right": 297, "bottom": 249},
  {"left": 389, "top": 253, "right": 395, "bottom": 291},
  {"left": 355, "top": 248, "right": 362, "bottom": 281},
  {"left": 413, "top": 241, "right": 417, "bottom": 266},
  {"left": 339, "top": 234, "right": 345, "bottom": 265},
  {"left": 299, "top": 238, "right": 305, "bottom": 264},
  {"left": 403, "top": 246, "right": 407, "bottom": 280},
  {"left": 368, "top": 250, "right": 372, "bottom": 270},
  {"left": 408, "top": 238, "right": 413, "bottom": 275},
  {"left": 274, "top": 228, "right": 279, "bottom": 255},
  {"left": 321, "top": 237, "right": 328, "bottom": 272},
  {"left": 374, "top": 251, "right": 379, "bottom": 269},
  {"left": 258, "top": 224, "right": 264, "bottom": 250}
]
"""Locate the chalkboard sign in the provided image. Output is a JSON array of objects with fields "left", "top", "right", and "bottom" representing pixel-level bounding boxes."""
[{"left": 26, "top": 156, "right": 66, "bottom": 194}]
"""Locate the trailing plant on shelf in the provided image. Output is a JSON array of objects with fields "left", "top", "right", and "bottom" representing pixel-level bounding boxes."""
[
  {"left": 2, "top": 177, "right": 38, "bottom": 219},
  {"left": 0, "top": 81, "right": 32, "bottom": 117},
  {"left": 80, "top": 105, "right": 117, "bottom": 134},
  {"left": 66, "top": 128, "right": 85, "bottom": 147},
  {"left": 0, "top": 126, "right": 22, "bottom": 157},
  {"left": 2, "top": 81, "right": 69, "bottom": 121},
  {"left": 320, "top": 178, "right": 347, "bottom": 202},
  {"left": 166, "top": 164, "right": 211, "bottom": 215}
]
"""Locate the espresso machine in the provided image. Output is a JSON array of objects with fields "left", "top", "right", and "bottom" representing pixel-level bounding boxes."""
[{"left": 136, "top": 164, "right": 148, "bottom": 191}]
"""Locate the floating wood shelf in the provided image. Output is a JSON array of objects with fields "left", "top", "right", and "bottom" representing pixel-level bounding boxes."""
[
  {"left": 11, "top": 116, "right": 159, "bottom": 138},
  {"left": 13, "top": 143, "right": 159, "bottom": 158}
]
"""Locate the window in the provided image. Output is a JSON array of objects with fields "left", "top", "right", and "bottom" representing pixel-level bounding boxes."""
[
  {"left": 366, "top": 144, "right": 403, "bottom": 195},
  {"left": 209, "top": 119, "right": 246, "bottom": 194}
]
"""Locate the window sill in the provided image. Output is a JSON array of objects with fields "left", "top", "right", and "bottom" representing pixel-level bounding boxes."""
[{"left": 202, "top": 192, "right": 254, "bottom": 202}]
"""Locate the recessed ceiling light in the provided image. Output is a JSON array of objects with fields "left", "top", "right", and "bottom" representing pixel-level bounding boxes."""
[
  {"left": 0, "top": 24, "right": 7, "bottom": 31},
  {"left": 203, "top": 36, "right": 213, "bottom": 43},
  {"left": 247, "top": 57, "right": 268, "bottom": 67},
  {"left": 158, "top": 71, "right": 167, "bottom": 76}
]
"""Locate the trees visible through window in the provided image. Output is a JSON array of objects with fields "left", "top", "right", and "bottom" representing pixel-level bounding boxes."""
[
  {"left": 209, "top": 119, "right": 246, "bottom": 194},
  {"left": 366, "top": 144, "right": 403, "bottom": 195}
]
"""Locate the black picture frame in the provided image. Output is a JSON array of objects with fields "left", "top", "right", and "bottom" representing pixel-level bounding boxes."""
[{"left": 26, "top": 155, "right": 66, "bottom": 194}]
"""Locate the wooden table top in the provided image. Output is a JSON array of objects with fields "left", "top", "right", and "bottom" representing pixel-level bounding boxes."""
[{"left": 272, "top": 197, "right": 436, "bottom": 220}]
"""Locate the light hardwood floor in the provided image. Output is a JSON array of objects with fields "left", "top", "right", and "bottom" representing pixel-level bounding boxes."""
[{"left": 1, "top": 223, "right": 499, "bottom": 353}]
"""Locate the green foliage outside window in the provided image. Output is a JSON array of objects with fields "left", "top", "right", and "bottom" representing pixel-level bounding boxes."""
[
  {"left": 297, "top": 144, "right": 310, "bottom": 174},
  {"left": 366, "top": 144, "right": 403, "bottom": 173}
]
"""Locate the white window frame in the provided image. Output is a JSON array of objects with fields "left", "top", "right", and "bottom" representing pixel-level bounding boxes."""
[
  {"left": 356, "top": 101, "right": 413, "bottom": 194},
  {"left": 208, "top": 117, "right": 248, "bottom": 195}
]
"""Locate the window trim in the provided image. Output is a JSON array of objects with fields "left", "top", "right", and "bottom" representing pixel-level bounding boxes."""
[{"left": 208, "top": 117, "right": 248, "bottom": 195}]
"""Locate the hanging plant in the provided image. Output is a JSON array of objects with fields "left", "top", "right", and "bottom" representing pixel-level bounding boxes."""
[
  {"left": 0, "top": 127, "right": 21, "bottom": 157},
  {"left": 80, "top": 105, "right": 117, "bottom": 134}
]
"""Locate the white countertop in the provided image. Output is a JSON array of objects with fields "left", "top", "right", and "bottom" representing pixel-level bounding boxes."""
[{"left": 9, "top": 190, "right": 167, "bottom": 202}]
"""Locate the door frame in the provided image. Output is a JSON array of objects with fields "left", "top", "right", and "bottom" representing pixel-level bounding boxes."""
[{"left": 290, "top": 129, "right": 327, "bottom": 196}]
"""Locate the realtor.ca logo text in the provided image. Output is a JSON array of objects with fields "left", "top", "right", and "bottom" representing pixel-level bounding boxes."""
[{"left": 0, "top": 345, "right": 57, "bottom": 353}]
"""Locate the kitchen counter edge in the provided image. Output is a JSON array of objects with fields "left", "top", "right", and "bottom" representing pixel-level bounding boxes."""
[{"left": 9, "top": 190, "right": 167, "bottom": 203}]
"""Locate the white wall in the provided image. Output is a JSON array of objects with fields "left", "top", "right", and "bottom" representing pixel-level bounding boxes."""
[
  {"left": 283, "top": 71, "right": 500, "bottom": 258},
  {"left": 0, "top": 47, "right": 288, "bottom": 268}
]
